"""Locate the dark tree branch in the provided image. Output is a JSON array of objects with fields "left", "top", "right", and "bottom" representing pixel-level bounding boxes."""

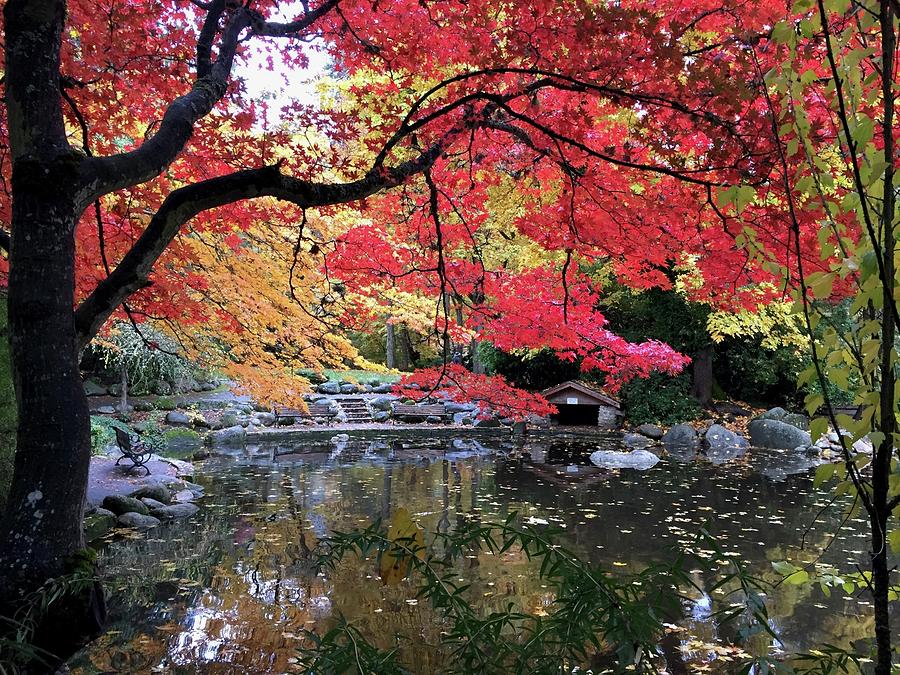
[
  {"left": 73, "top": 136, "right": 454, "bottom": 348},
  {"left": 78, "top": 0, "right": 340, "bottom": 209}
]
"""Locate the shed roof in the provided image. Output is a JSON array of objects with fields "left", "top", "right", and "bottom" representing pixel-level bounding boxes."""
[{"left": 541, "top": 380, "right": 620, "bottom": 408}]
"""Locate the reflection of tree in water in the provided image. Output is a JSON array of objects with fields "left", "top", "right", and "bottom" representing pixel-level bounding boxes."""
[{"left": 70, "top": 443, "right": 874, "bottom": 674}]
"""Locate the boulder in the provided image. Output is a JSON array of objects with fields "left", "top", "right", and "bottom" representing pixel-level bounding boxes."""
[
  {"left": 132, "top": 400, "right": 154, "bottom": 412},
  {"left": 253, "top": 412, "right": 276, "bottom": 427},
  {"left": 165, "top": 411, "right": 192, "bottom": 426},
  {"left": 702, "top": 424, "right": 749, "bottom": 464},
  {"left": 151, "top": 503, "right": 199, "bottom": 520},
  {"left": 217, "top": 409, "right": 242, "bottom": 428},
  {"left": 117, "top": 512, "right": 161, "bottom": 529},
  {"left": 140, "top": 497, "right": 167, "bottom": 510},
  {"left": 369, "top": 396, "right": 395, "bottom": 412},
  {"left": 636, "top": 423, "right": 664, "bottom": 440},
  {"left": 452, "top": 412, "right": 472, "bottom": 425},
  {"left": 340, "top": 383, "right": 359, "bottom": 394},
  {"left": 83, "top": 380, "right": 108, "bottom": 396},
  {"left": 199, "top": 381, "right": 217, "bottom": 391},
  {"left": 748, "top": 419, "right": 811, "bottom": 450},
  {"left": 623, "top": 432, "right": 653, "bottom": 449},
  {"left": 662, "top": 424, "right": 699, "bottom": 450},
  {"left": 129, "top": 484, "right": 171, "bottom": 503},
  {"left": 103, "top": 494, "right": 149, "bottom": 516},
  {"left": 589, "top": 449, "right": 660, "bottom": 470},
  {"left": 84, "top": 510, "right": 117, "bottom": 541},
  {"left": 96, "top": 405, "right": 116, "bottom": 415},
  {"left": 317, "top": 381, "right": 341, "bottom": 395},
  {"left": 473, "top": 417, "right": 501, "bottom": 428},
  {"left": 425, "top": 415, "right": 443, "bottom": 424},
  {"left": 372, "top": 410, "right": 391, "bottom": 423},
  {"left": 373, "top": 383, "right": 394, "bottom": 394},
  {"left": 207, "top": 425, "right": 246, "bottom": 447},
  {"left": 757, "top": 407, "right": 809, "bottom": 431}
]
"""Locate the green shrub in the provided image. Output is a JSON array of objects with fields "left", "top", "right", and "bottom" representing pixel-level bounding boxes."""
[
  {"left": 163, "top": 427, "right": 200, "bottom": 442},
  {"left": 478, "top": 345, "right": 583, "bottom": 391},
  {"left": 716, "top": 338, "right": 805, "bottom": 407},
  {"left": 154, "top": 396, "right": 177, "bottom": 411},
  {"left": 89, "top": 416, "right": 131, "bottom": 455},
  {"left": 83, "top": 321, "right": 196, "bottom": 392},
  {"left": 620, "top": 372, "right": 701, "bottom": 425}
]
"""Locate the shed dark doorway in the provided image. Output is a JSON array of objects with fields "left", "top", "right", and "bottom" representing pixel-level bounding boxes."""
[{"left": 552, "top": 403, "right": 600, "bottom": 426}]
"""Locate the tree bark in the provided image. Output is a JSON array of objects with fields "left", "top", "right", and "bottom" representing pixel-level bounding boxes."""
[
  {"left": 0, "top": 1, "right": 105, "bottom": 669},
  {"left": 690, "top": 345, "right": 713, "bottom": 407},
  {"left": 0, "top": 158, "right": 104, "bottom": 670},
  {"left": 385, "top": 319, "right": 397, "bottom": 369}
]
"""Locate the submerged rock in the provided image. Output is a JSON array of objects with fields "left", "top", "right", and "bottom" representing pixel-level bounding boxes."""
[
  {"left": 117, "top": 512, "right": 161, "bottom": 529},
  {"left": 623, "top": 432, "right": 653, "bottom": 449},
  {"left": 748, "top": 419, "right": 811, "bottom": 450},
  {"left": 151, "top": 503, "right": 199, "bottom": 520},
  {"left": 589, "top": 449, "right": 660, "bottom": 470}
]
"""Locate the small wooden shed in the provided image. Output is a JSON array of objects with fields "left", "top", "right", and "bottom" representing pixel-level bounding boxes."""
[{"left": 541, "top": 380, "right": 622, "bottom": 429}]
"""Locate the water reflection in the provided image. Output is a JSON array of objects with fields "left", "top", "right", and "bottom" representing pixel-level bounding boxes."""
[{"left": 69, "top": 435, "right": 874, "bottom": 673}]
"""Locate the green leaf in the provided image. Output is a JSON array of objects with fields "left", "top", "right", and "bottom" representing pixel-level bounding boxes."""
[
  {"left": 813, "top": 461, "right": 836, "bottom": 488},
  {"left": 810, "top": 417, "right": 829, "bottom": 443},
  {"left": 785, "top": 569, "right": 810, "bottom": 585},
  {"left": 771, "top": 21, "right": 795, "bottom": 44},
  {"left": 772, "top": 560, "right": 798, "bottom": 575},
  {"left": 888, "top": 529, "right": 900, "bottom": 555}
]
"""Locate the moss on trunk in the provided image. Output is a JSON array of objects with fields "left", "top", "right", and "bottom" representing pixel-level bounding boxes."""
[{"left": 0, "top": 293, "right": 16, "bottom": 511}]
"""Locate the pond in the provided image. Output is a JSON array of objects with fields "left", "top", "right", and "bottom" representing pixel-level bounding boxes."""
[{"left": 69, "top": 433, "right": 874, "bottom": 673}]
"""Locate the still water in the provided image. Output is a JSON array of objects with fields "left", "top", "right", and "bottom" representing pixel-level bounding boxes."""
[{"left": 69, "top": 433, "right": 875, "bottom": 673}]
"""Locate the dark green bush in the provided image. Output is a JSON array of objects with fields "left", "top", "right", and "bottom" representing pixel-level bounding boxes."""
[
  {"left": 154, "top": 396, "right": 177, "bottom": 411},
  {"left": 477, "top": 345, "right": 583, "bottom": 391},
  {"left": 620, "top": 372, "right": 701, "bottom": 425}
]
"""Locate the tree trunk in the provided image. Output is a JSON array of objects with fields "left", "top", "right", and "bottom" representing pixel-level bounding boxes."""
[
  {"left": 0, "top": 167, "right": 105, "bottom": 669},
  {"left": 397, "top": 327, "right": 411, "bottom": 371},
  {"left": 690, "top": 345, "right": 713, "bottom": 407},
  {"left": 385, "top": 319, "right": 396, "bottom": 370},
  {"left": 119, "top": 362, "right": 128, "bottom": 414},
  {"left": 0, "top": 3, "right": 105, "bottom": 665}
]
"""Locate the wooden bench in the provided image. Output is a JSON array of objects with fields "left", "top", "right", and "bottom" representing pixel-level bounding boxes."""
[
  {"left": 274, "top": 403, "right": 338, "bottom": 425},
  {"left": 815, "top": 404, "right": 863, "bottom": 420},
  {"left": 392, "top": 403, "right": 450, "bottom": 423},
  {"left": 114, "top": 427, "right": 153, "bottom": 475}
]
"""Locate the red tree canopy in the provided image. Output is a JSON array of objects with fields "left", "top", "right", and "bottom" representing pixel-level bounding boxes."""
[{"left": 0, "top": 0, "right": 880, "bottom": 402}]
